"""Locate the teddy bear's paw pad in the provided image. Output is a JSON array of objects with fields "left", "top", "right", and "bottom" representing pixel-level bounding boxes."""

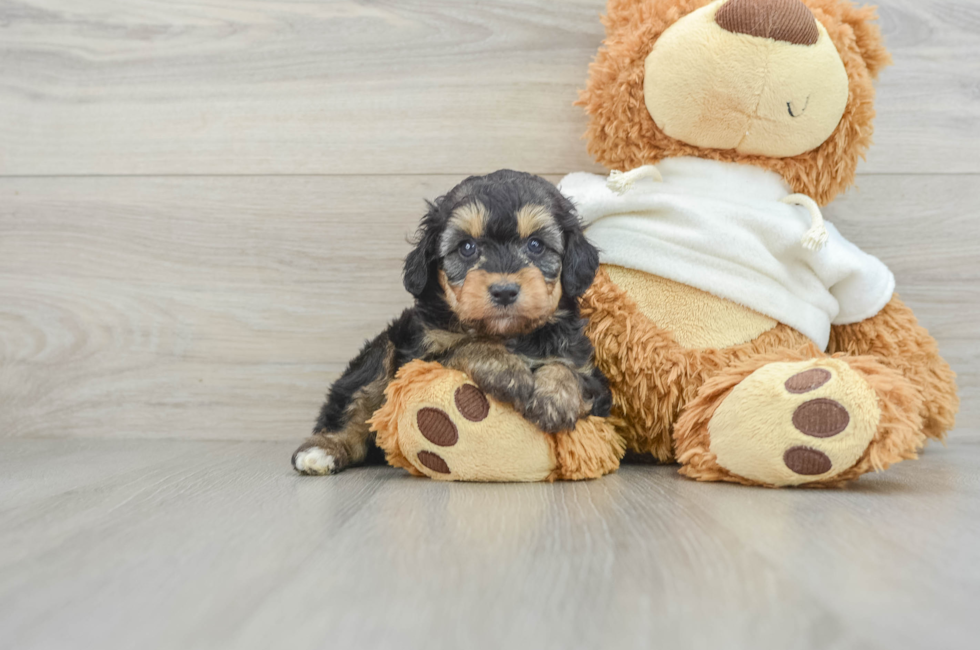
[
  {"left": 784, "top": 368, "right": 832, "bottom": 393},
  {"left": 416, "top": 407, "right": 459, "bottom": 447},
  {"left": 708, "top": 359, "right": 879, "bottom": 486},
  {"left": 400, "top": 379, "right": 555, "bottom": 482},
  {"left": 454, "top": 384, "right": 490, "bottom": 421},
  {"left": 792, "top": 398, "right": 849, "bottom": 438},
  {"left": 416, "top": 450, "right": 451, "bottom": 474},
  {"left": 412, "top": 403, "right": 463, "bottom": 476},
  {"left": 411, "top": 386, "right": 493, "bottom": 475},
  {"left": 414, "top": 386, "right": 490, "bottom": 449},
  {"left": 782, "top": 446, "right": 832, "bottom": 475}
]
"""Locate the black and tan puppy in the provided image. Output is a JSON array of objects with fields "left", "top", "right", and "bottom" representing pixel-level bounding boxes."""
[{"left": 292, "top": 170, "right": 611, "bottom": 476}]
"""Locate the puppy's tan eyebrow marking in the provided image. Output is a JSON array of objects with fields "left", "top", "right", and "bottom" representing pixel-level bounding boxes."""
[
  {"left": 449, "top": 201, "right": 488, "bottom": 239},
  {"left": 516, "top": 204, "right": 555, "bottom": 239}
]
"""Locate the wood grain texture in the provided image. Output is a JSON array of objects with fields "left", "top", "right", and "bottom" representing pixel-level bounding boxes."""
[
  {"left": 0, "top": 438, "right": 978, "bottom": 650},
  {"left": 0, "top": 174, "right": 424, "bottom": 439},
  {"left": 1, "top": 174, "right": 976, "bottom": 441},
  {"left": 1, "top": 0, "right": 978, "bottom": 176}
]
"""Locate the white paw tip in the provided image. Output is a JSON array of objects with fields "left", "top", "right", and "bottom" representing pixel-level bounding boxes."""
[{"left": 293, "top": 448, "right": 336, "bottom": 475}]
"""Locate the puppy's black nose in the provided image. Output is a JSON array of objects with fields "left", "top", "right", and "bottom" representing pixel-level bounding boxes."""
[{"left": 489, "top": 282, "right": 520, "bottom": 306}]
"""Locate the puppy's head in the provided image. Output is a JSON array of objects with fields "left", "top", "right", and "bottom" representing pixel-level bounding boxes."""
[{"left": 404, "top": 170, "right": 599, "bottom": 337}]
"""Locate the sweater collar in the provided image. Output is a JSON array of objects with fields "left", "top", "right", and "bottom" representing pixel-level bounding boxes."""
[
  {"left": 591, "top": 157, "right": 828, "bottom": 252},
  {"left": 641, "top": 156, "right": 793, "bottom": 204}
]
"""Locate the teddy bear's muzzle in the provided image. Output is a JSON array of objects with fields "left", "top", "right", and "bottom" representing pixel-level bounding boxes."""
[{"left": 642, "top": 0, "right": 849, "bottom": 159}]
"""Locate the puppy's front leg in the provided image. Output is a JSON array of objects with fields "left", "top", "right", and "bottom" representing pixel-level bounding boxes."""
[
  {"left": 524, "top": 363, "right": 591, "bottom": 433},
  {"left": 443, "top": 341, "right": 535, "bottom": 411}
]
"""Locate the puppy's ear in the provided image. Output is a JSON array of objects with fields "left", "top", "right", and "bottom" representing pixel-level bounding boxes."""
[
  {"left": 403, "top": 200, "right": 442, "bottom": 298},
  {"left": 561, "top": 226, "right": 600, "bottom": 299}
]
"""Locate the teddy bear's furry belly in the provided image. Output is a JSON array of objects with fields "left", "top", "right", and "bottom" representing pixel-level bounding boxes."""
[
  {"left": 602, "top": 265, "right": 777, "bottom": 349},
  {"left": 583, "top": 266, "right": 819, "bottom": 462}
]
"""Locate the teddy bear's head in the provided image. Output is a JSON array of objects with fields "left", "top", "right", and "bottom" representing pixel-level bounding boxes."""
[{"left": 578, "top": 0, "right": 891, "bottom": 205}]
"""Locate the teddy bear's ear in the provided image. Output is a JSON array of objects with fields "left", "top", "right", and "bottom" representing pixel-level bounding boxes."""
[{"left": 830, "top": 1, "right": 892, "bottom": 79}]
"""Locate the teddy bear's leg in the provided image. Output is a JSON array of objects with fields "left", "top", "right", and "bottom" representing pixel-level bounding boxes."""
[
  {"left": 673, "top": 353, "right": 926, "bottom": 487},
  {"left": 368, "top": 360, "right": 623, "bottom": 482},
  {"left": 828, "top": 295, "right": 959, "bottom": 441}
]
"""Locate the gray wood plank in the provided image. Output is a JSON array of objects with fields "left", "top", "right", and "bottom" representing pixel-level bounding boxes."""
[
  {"left": 0, "top": 0, "right": 977, "bottom": 176},
  {"left": 1, "top": 174, "right": 976, "bottom": 441},
  {"left": 0, "top": 174, "right": 427, "bottom": 440},
  {"left": 0, "top": 438, "right": 977, "bottom": 650}
]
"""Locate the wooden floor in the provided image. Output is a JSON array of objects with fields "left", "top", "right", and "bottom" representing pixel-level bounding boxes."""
[
  {"left": 2, "top": 1, "right": 978, "bottom": 648},
  {"left": 1, "top": 0, "right": 978, "bottom": 440},
  {"left": 1, "top": 437, "right": 978, "bottom": 650}
]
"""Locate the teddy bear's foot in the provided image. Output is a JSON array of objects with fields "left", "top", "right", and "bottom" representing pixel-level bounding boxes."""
[
  {"left": 369, "top": 360, "right": 623, "bottom": 482},
  {"left": 675, "top": 356, "right": 925, "bottom": 487}
]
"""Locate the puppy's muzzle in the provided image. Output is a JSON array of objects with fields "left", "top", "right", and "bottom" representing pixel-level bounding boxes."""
[{"left": 489, "top": 282, "right": 520, "bottom": 307}]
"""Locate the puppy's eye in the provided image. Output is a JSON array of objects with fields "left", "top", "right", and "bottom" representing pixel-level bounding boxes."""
[
  {"left": 526, "top": 238, "right": 544, "bottom": 255},
  {"left": 458, "top": 240, "right": 478, "bottom": 258}
]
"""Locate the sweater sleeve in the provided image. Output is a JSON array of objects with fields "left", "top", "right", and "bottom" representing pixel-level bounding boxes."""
[{"left": 818, "top": 223, "right": 896, "bottom": 325}]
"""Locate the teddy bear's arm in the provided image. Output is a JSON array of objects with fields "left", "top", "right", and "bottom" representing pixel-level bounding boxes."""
[{"left": 827, "top": 295, "right": 958, "bottom": 440}]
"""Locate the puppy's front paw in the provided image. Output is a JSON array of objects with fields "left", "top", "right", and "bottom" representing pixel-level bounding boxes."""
[
  {"left": 523, "top": 364, "right": 587, "bottom": 433},
  {"left": 523, "top": 394, "right": 580, "bottom": 434},
  {"left": 291, "top": 437, "right": 349, "bottom": 476},
  {"left": 469, "top": 362, "right": 535, "bottom": 411}
]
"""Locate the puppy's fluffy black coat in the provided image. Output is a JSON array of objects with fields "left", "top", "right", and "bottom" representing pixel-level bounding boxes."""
[{"left": 292, "top": 170, "right": 611, "bottom": 475}]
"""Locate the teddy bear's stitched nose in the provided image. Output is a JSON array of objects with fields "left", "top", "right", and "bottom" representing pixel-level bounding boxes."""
[{"left": 716, "top": 0, "right": 819, "bottom": 45}]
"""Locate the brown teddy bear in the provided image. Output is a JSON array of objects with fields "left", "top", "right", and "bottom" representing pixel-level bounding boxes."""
[
  {"left": 372, "top": 0, "right": 958, "bottom": 486},
  {"left": 565, "top": 0, "right": 959, "bottom": 486}
]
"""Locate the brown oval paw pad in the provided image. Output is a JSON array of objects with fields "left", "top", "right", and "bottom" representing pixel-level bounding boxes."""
[
  {"left": 792, "top": 398, "right": 850, "bottom": 438},
  {"left": 417, "top": 450, "right": 451, "bottom": 474},
  {"left": 783, "top": 446, "right": 832, "bottom": 476},
  {"left": 416, "top": 408, "right": 458, "bottom": 447},
  {"left": 784, "top": 368, "right": 831, "bottom": 394},
  {"left": 454, "top": 384, "right": 489, "bottom": 422}
]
